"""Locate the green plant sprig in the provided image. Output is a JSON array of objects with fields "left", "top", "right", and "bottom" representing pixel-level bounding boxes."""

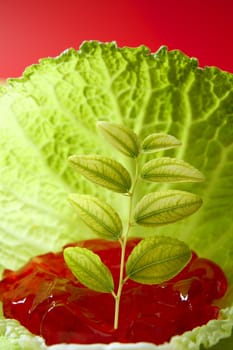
[{"left": 64, "top": 121, "right": 204, "bottom": 330}]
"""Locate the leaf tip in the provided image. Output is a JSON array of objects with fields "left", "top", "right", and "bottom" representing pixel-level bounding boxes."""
[{"left": 68, "top": 154, "right": 78, "bottom": 164}]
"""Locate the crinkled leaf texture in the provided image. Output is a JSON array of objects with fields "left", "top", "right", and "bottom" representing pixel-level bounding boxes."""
[{"left": 0, "top": 41, "right": 233, "bottom": 349}]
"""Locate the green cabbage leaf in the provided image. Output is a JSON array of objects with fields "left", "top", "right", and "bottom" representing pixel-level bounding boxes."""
[{"left": 0, "top": 41, "right": 233, "bottom": 349}]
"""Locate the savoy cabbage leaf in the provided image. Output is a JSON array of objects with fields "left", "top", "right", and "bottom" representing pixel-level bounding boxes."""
[{"left": 0, "top": 41, "right": 233, "bottom": 349}]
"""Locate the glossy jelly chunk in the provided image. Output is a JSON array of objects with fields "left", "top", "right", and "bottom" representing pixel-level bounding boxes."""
[{"left": 0, "top": 239, "right": 228, "bottom": 345}]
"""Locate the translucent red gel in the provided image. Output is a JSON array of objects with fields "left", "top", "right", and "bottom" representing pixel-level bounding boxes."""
[{"left": 0, "top": 239, "right": 228, "bottom": 345}]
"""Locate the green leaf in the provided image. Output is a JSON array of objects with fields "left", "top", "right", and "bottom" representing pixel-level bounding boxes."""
[
  {"left": 141, "top": 157, "right": 205, "bottom": 183},
  {"left": 134, "top": 190, "right": 202, "bottom": 226},
  {"left": 142, "top": 133, "right": 181, "bottom": 153},
  {"left": 97, "top": 121, "right": 140, "bottom": 158},
  {"left": 126, "top": 236, "right": 192, "bottom": 284},
  {"left": 68, "top": 155, "right": 131, "bottom": 193},
  {"left": 68, "top": 194, "right": 122, "bottom": 240},
  {"left": 64, "top": 246, "right": 114, "bottom": 293}
]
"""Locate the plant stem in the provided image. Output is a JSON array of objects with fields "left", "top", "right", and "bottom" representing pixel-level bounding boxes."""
[
  {"left": 113, "top": 157, "right": 140, "bottom": 330},
  {"left": 113, "top": 236, "right": 126, "bottom": 329}
]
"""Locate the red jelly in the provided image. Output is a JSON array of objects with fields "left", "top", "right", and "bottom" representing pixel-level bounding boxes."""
[{"left": 0, "top": 239, "right": 228, "bottom": 345}]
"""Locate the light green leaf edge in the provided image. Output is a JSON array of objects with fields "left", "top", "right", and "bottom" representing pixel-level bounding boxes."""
[
  {"left": 69, "top": 155, "right": 132, "bottom": 193},
  {"left": 68, "top": 193, "right": 122, "bottom": 240},
  {"left": 141, "top": 157, "right": 205, "bottom": 183},
  {"left": 0, "top": 41, "right": 232, "bottom": 349},
  {"left": 97, "top": 121, "right": 140, "bottom": 158},
  {"left": 126, "top": 236, "right": 191, "bottom": 284},
  {"left": 64, "top": 247, "right": 114, "bottom": 293}
]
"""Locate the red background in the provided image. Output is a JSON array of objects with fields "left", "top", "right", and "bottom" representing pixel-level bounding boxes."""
[{"left": 0, "top": 0, "right": 233, "bottom": 78}]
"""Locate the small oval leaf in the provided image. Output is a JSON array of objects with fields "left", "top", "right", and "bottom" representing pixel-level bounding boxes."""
[
  {"left": 134, "top": 190, "right": 202, "bottom": 226},
  {"left": 142, "top": 133, "right": 181, "bottom": 153},
  {"left": 97, "top": 121, "right": 140, "bottom": 158},
  {"left": 69, "top": 155, "right": 131, "bottom": 193},
  {"left": 141, "top": 157, "right": 205, "bottom": 183},
  {"left": 64, "top": 247, "right": 114, "bottom": 293},
  {"left": 68, "top": 194, "right": 122, "bottom": 240},
  {"left": 126, "top": 236, "right": 192, "bottom": 284}
]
